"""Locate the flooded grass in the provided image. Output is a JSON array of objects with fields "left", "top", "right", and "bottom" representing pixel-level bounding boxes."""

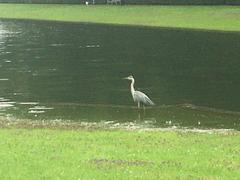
[
  {"left": 0, "top": 5, "right": 240, "bottom": 32},
  {"left": 0, "top": 118, "right": 239, "bottom": 179}
]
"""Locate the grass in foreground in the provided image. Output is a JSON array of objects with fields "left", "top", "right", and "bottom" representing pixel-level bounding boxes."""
[
  {"left": 0, "top": 4, "right": 240, "bottom": 32},
  {"left": 0, "top": 121, "right": 239, "bottom": 179}
]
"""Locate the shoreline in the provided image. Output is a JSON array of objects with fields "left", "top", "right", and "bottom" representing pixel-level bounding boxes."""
[
  {"left": 0, "top": 5, "right": 240, "bottom": 32},
  {"left": 1, "top": 118, "right": 239, "bottom": 134},
  {"left": 1, "top": 17, "right": 240, "bottom": 34}
]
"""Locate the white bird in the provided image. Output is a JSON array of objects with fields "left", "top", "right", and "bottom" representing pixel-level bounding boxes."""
[{"left": 124, "top": 75, "right": 155, "bottom": 108}]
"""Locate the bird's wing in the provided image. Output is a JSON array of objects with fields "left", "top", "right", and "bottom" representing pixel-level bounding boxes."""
[{"left": 134, "top": 91, "right": 155, "bottom": 106}]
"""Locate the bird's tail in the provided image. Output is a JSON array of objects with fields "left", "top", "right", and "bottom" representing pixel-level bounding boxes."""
[{"left": 145, "top": 97, "right": 155, "bottom": 106}]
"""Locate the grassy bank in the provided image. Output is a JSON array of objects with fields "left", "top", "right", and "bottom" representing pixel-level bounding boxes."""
[
  {"left": 0, "top": 120, "right": 239, "bottom": 179},
  {"left": 0, "top": 4, "right": 240, "bottom": 32}
]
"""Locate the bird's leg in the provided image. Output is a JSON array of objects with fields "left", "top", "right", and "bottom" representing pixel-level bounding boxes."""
[
  {"left": 138, "top": 111, "right": 141, "bottom": 121},
  {"left": 138, "top": 102, "right": 140, "bottom": 109},
  {"left": 143, "top": 105, "right": 146, "bottom": 115}
]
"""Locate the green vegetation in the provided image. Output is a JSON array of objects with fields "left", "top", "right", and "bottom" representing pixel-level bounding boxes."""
[
  {"left": 0, "top": 121, "right": 239, "bottom": 179},
  {"left": 0, "top": 4, "right": 240, "bottom": 31}
]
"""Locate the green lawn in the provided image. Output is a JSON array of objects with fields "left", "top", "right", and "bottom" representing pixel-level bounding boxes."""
[
  {"left": 0, "top": 4, "right": 240, "bottom": 32},
  {"left": 0, "top": 127, "right": 239, "bottom": 179}
]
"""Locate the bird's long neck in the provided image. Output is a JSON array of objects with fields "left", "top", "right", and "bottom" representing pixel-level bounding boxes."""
[{"left": 130, "top": 79, "right": 135, "bottom": 95}]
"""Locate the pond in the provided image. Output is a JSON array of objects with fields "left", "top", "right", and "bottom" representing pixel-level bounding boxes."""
[{"left": 0, "top": 19, "right": 240, "bottom": 130}]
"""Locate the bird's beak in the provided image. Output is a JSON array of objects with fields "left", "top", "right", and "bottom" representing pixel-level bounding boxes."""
[{"left": 123, "top": 77, "right": 128, "bottom": 80}]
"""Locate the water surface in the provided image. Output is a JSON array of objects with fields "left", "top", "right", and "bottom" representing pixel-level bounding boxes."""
[{"left": 0, "top": 19, "right": 240, "bottom": 130}]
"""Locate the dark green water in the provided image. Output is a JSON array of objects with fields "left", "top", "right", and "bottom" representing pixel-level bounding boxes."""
[{"left": 0, "top": 19, "right": 240, "bottom": 130}]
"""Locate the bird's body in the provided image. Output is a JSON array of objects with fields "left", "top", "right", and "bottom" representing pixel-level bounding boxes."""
[
  {"left": 132, "top": 90, "right": 155, "bottom": 107},
  {"left": 124, "top": 75, "right": 155, "bottom": 108}
]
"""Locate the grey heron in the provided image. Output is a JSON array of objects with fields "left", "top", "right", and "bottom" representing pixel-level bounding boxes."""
[{"left": 124, "top": 75, "right": 155, "bottom": 108}]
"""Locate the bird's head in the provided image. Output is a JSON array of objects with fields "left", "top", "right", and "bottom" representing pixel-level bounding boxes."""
[
  {"left": 123, "top": 75, "right": 134, "bottom": 81},
  {"left": 123, "top": 75, "right": 133, "bottom": 80}
]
